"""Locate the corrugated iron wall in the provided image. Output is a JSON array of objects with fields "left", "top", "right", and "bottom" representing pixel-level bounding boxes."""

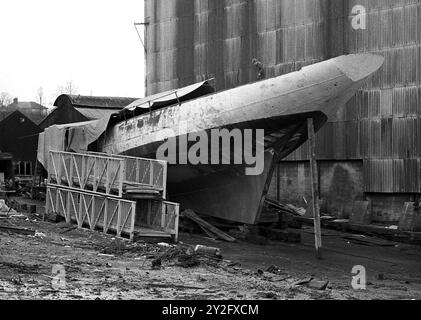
[
  {"left": 286, "top": 0, "right": 421, "bottom": 194},
  {"left": 145, "top": 0, "right": 421, "bottom": 196},
  {"left": 146, "top": 0, "right": 330, "bottom": 92}
]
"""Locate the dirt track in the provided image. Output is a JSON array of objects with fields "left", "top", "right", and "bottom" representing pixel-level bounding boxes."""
[{"left": 0, "top": 207, "right": 420, "bottom": 300}]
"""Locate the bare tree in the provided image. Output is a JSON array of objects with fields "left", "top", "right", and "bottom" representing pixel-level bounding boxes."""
[
  {"left": 0, "top": 92, "right": 13, "bottom": 107},
  {"left": 37, "top": 87, "right": 44, "bottom": 105},
  {"left": 58, "top": 80, "right": 78, "bottom": 96}
]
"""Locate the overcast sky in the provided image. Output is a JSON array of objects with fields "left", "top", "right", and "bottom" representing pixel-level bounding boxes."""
[{"left": 0, "top": 0, "right": 145, "bottom": 106}]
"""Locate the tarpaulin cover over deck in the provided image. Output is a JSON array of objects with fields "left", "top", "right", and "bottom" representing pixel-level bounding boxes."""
[
  {"left": 37, "top": 117, "right": 111, "bottom": 171},
  {"left": 37, "top": 80, "right": 215, "bottom": 171}
]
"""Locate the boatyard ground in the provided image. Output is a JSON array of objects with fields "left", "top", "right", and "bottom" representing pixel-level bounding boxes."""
[{"left": 0, "top": 201, "right": 420, "bottom": 300}]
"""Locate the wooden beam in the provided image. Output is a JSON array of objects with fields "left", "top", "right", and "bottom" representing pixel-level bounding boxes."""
[
  {"left": 307, "top": 118, "right": 322, "bottom": 259},
  {"left": 182, "top": 209, "right": 236, "bottom": 242},
  {"left": 0, "top": 225, "right": 35, "bottom": 236},
  {"left": 276, "top": 164, "right": 281, "bottom": 202}
]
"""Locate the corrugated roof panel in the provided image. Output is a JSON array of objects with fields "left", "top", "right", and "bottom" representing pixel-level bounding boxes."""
[
  {"left": 346, "top": 120, "right": 361, "bottom": 158},
  {"left": 58, "top": 96, "right": 137, "bottom": 110},
  {"left": 279, "top": 0, "right": 295, "bottom": 27},
  {"left": 224, "top": 37, "right": 242, "bottom": 71},
  {"left": 392, "top": 118, "right": 421, "bottom": 158},
  {"left": 265, "top": 30, "right": 277, "bottom": 66},
  {"left": 380, "top": 118, "right": 393, "bottom": 158},
  {"left": 295, "top": 25, "right": 306, "bottom": 62},
  {"left": 265, "top": 0, "right": 276, "bottom": 31},
  {"left": 256, "top": 0, "right": 267, "bottom": 33},
  {"left": 359, "top": 119, "right": 382, "bottom": 158},
  {"left": 364, "top": 159, "right": 421, "bottom": 193},
  {"left": 295, "top": 0, "right": 306, "bottom": 23}
]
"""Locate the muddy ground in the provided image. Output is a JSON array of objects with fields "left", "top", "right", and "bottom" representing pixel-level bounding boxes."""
[{"left": 0, "top": 202, "right": 420, "bottom": 300}]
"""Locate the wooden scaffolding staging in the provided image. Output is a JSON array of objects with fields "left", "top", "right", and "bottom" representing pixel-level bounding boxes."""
[{"left": 45, "top": 151, "right": 179, "bottom": 241}]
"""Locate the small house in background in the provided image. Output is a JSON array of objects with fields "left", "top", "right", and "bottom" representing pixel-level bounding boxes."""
[
  {"left": 0, "top": 110, "right": 42, "bottom": 180},
  {"left": 39, "top": 95, "right": 138, "bottom": 130},
  {"left": 0, "top": 98, "right": 48, "bottom": 125}
]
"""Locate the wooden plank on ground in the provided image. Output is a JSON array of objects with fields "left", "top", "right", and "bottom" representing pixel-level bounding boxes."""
[
  {"left": 0, "top": 225, "right": 35, "bottom": 236},
  {"left": 182, "top": 209, "right": 236, "bottom": 242}
]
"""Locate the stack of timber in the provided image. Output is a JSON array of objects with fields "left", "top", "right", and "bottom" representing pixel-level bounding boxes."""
[
  {"left": 293, "top": 214, "right": 421, "bottom": 246},
  {"left": 45, "top": 151, "right": 179, "bottom": 241},
  {"left": 180, "top": 207, "right": 301, "bottom": 244}
]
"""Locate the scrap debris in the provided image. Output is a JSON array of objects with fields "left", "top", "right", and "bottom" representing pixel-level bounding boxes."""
[
  {"left": 150, "top": 242, "right": 223, "bottom": 270},
  {"left": 293, "top": 277, "right": 329, "bottom": 291},
  {"left": 0, "top": 224, "right": 36, "bottom": 236},
  {"left": 264, "top": 198, "right": 305, "bottom": 217},
  {"left": 0, "top": 199, "right": 17, "bottom": 215},
  {"left": 266, "top": 265, "right": 285, "bottom": 275}
]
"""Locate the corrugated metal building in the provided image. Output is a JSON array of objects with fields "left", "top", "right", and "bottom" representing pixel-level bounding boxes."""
[{"left": 145, "top": 0, "right": 421, "bottom": 223}]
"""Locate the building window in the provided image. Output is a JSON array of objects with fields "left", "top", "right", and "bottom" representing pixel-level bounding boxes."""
[{"left": 15, "top": 161, "right": 33, "bottom": 176}]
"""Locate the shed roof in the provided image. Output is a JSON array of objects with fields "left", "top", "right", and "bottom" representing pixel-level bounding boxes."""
[
  {"left": 1, "top": 102, "right": 48, "bottom": 124},
  {"left": 8, "top": 101, "right": 48, "bottom": 110},
  {"left": 39, "top": 94, "right": 140, "bottom": 128},
  {"left": 55, "top": 95, "right": 139, "bottom": 110},
  {"left": 0, "top": 109, "right": 24, "bottom": 123},
  {"left": 0, "top": 109, "right": 40, "bottom": 126},
  {"left": 0, "top": 109, "right": 14, "bottom": 121}
]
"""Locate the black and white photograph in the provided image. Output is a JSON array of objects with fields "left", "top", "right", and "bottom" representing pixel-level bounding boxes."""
[{"left": 0, "top": 0, "right": 420, "bottom": 307}]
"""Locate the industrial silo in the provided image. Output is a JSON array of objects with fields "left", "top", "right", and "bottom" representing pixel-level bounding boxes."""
[{"left": 146, "top": 0, "right": 330, "bottom": 93}]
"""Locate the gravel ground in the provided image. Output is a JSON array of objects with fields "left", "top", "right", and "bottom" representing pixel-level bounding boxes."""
[{"left": 0, "top": 207, "right": 420, "bottom": 300}]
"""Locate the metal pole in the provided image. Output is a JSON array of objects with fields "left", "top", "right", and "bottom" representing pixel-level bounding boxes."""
[
  {"left": 307, "top": 118, "right": 322, "bottom": 259},
  {"left": 134, "top": 22, "right": 148, "bottom": 54}
]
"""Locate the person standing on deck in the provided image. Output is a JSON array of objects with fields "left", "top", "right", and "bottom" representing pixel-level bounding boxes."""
[{"left": 252, "top": 58, "right": 265, "bottom": 80}]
